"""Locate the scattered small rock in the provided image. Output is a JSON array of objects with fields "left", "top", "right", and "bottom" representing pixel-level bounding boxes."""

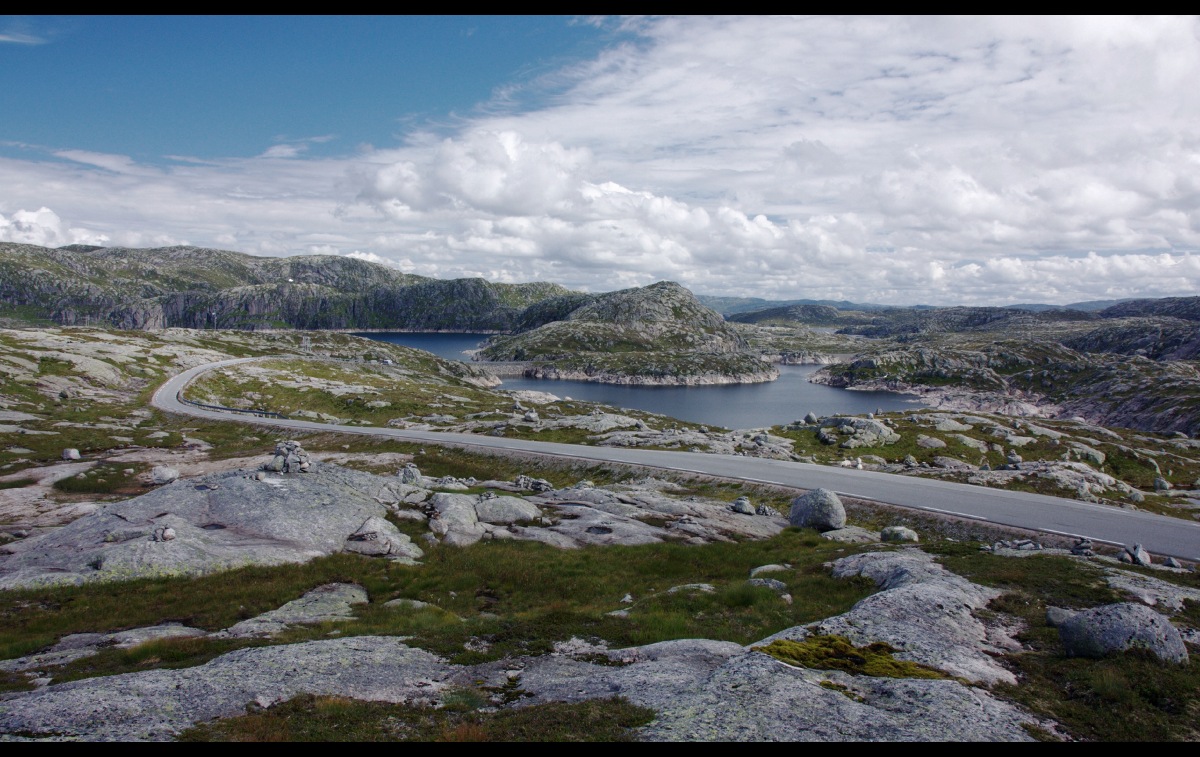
[
  {"left": 1124, "top": 543, "right": 1152, "bottom": 566},
  {"left": 61, "top": 448, "right": 81, "bottom": 461},
  {"left": 263, "top": 440, "right": 312, "bottom": 474},
  {"left": 1070, "top": 538, "right": 1095, "bottom": 557},
  {"left": 730, "top": 496, "right": 755, "bottom": 515}
]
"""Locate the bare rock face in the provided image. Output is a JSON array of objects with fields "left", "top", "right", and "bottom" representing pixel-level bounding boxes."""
[
  {"left": 788, "top": 488, "right": 846, "bottom": 532},
  {"left": 760, "top": 549, "right": 1018, "bottom": 686},
  {"left": 0, "top": 458, "right": 406, "bottom": 590},
  {"left": 820, "top": 417, "right": 901, "bottom": 448},
  {"left": 1058, "top": 602, "right": 1189, "bottom": 664},
  {"left": 0, "top": 549, "right": 1049, "bottom": 742},
  {"left": 213, "top": 583, "right": 369, "bottom": 639}
]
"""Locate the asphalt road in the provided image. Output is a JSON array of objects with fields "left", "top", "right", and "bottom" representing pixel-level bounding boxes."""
[{"left": 153, "top": 357, "right": 1200, "bottom": 561}]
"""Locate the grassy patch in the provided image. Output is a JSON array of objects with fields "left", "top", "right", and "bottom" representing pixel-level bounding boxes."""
[
  {"left": 754, "top": 635, "right": 947, "bottom": 679},
  {"left": 51, "top": 463, "right": 148, "bottom": 496},
  {"left": 929, "top": 540, "right": 1200, "bottom": 741},
  {"left": 177, "top": 693, "right": 655, "bottom": 742},
  {"left": 0, "top": 530, "right": 874, "bottom": 680},
  {"left": 0, "top": 477, "right": 36, "bottom": 490},
  {"left": 993, "top": 650, "right": 1200, "bottom": 741}
]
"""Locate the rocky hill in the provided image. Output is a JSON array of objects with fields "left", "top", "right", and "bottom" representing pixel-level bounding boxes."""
[
  {"left": 1100, "top": 296, "right": 1200, "bottom": 322},
  {"left": 0, "top": 243, "right": 569, "bottom": 332},
  {"left": 480, "top": 281, "right": 778, "bottom": 385}
]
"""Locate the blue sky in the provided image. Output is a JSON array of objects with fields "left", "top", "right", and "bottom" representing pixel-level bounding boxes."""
[
  {"left": 2, "top": 15, "right": 1199, "bottom": 305},
  {"left": 0, "top": 16, "right": 610, "bottom": 160}
]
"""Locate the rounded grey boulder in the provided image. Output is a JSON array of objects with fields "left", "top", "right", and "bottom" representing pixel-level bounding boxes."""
[
  {"left": 880, "top": 525, "right": 919, "bottom": 543},
  {"left": 788, "top": 488, "right": 846, "bottom": 532},
  {"left": 1058, "top": 602, "right": 1188, "bottom": 664},
  {"left": 150, "top": 466, "right": 180, "bottom": 485}
]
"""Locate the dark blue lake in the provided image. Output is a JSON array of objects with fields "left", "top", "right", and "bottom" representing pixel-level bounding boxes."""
[{"left": 358, "top": 332, "right": 925, "bottom": 429}]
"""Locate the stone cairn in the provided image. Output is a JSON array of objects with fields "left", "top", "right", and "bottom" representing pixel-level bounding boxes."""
[{"left": 262, "top": 440, "right": 313, "bottom": 474}]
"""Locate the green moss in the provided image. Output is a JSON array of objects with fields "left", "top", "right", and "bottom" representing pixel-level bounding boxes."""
[
  {"left": 177, "top": 693, "right": 655, "bottom": 742},
  {"left": 753, "top": 635, "right": 947, "bottom": 679}
]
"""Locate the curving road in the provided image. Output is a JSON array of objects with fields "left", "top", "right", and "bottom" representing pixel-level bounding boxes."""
[{"left": 153, "top": 357, "right": 1200, "bottom": 561}]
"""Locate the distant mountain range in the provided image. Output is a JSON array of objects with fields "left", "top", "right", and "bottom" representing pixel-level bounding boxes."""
[
  {"left": 0, "top": 243, "right": 568, "bottom": 332},
  {"left": 697, "top": 294, "right": 1142, "bottom": 316},
  {"left": 2, "top": 243, "right": 1195, "bottom": 334}
]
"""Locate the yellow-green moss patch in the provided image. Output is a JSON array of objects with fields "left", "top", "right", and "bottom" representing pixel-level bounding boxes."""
[{"left": 754, "top": 635, "right": 947, "bottom": 679}]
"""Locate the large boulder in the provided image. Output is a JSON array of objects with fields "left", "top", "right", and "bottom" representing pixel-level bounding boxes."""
[
  {"left": 1057, "top": 602, "right": 1188, "bottom": 664},
  {"left": 788, "top": 488, "right": 846, "bottom": 532}
]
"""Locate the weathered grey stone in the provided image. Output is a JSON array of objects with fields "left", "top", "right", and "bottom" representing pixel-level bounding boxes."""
[
  {"left": 820, "top": 526, "right": 880, "bottom": 544},
  {"left": 818, "top": 417, "right": 901, "bottom": 448},
  {"left": 1058, "top": 602, "right": 1188, "bottom": 664},
  {"left": 880, "top": 525, "right": 919, "bottom": 543},
  {"left": 215, "top": 584, "right": 370, "bottom": 639},
  {"left": 1154, "top": 476, "right": 1172, "bottom": 491},
  {"left": 398, "top": 463, "right": 421, "bottom": 485},
  {"left": 343, "top": 516, "right": 424, "bottom": 562},
  {"left": 263, "top": 440, "right": 312, "bottom": 474},
  {"left": 1125, "top": 543, "right": 1152, "bottom": 566},
  {"left": 754, "top": 504, "right": 781, "bottom": 517},
  {"left": 427, "top": 493, "right": 486, "bottom": 546},
  {"left": 0, "top": 637, "right": 447, "bottom": 740},
  {"left": 149, "top": 466, "right": 179, "bottom": 485},
  {"left": 0, "top": 624, "right": 207, "bottom": 674},
  {"left": 730, "top": 496, "right": 755, "bottom": 515},
  {"left": 474, "top": 495, "right": 541, "bottom": 525},
  {"left": 916, "top": 435, "right": 946, "bottom": 449},
  {"left": 1163, "top": 557, "right": 1183, "bottom": 569},
  {"left": 0, "top": 459, "right": 410, "bottom": 590},
  {"left": 61, "top": 448, "right": 81, "bottom": 461},
  {"left": 514, "top": 474, "right": 554, "bottom": 492},
  {"left": 788, "top": 488, "right": 845, "bottom": 532},
  {"left": 747, "top": 577, "right": 788, "bottom": 594},
  {"left": 1103, "top": 568, "right": 1200, "bottom": 612},
  {"left": 383, "top": 598, "right": 432, "bottom": 610},
  {"left": 803, "top": 412, "right": 819, "bottom": 424},
  {"left": 760, "top": 550, "right": 1017, "bottom": 686},
  {"left": 749, "top": 564, "right": 790, "bottom": 578},
  {"left": 666, "top": 583, "right": 716, "bottom": 595},
  {"left": 1045, "top": 606, "right": 1075, "bottom": 627}
]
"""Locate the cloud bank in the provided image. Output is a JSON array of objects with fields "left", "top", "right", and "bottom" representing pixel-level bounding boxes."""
[{"left": 3, "top": 16, "right": 1199, "bottom": 304}]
